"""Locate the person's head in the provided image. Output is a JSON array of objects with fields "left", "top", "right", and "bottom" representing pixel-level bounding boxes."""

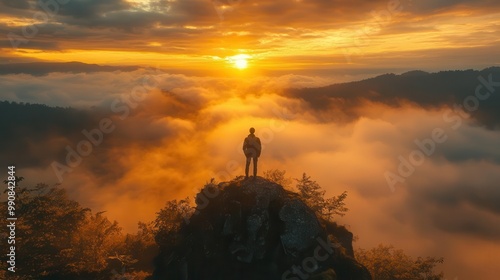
[{"left": 249, "top": 127, "right": 255, "bottom": 134}]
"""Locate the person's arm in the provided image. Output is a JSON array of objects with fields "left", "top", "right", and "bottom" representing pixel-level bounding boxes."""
[
  {"left": 242, "top": 138, "right": 247, "bottom": 151},
  {"left": 256, "top": 138, "right": 262, "bottom": 156}
]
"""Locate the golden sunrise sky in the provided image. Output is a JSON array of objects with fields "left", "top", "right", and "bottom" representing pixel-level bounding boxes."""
[{"left": 1, "top": 0, "right": 500, "bottom": 74}]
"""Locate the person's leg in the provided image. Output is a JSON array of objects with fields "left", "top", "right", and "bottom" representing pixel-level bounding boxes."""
[
  {"left": 245, "top": 156, "right": 251, "bottom": 178},
  {"left": 253, "top": 156, "right": 258, "bottom": 177}
]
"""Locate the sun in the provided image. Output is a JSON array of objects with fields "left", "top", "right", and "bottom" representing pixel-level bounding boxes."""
[
  {"left": 228, "top": 54, "right": 250, "bottom": 69},
  {"left": 235, "top": 57, "right": 248, "bottom": 69}
]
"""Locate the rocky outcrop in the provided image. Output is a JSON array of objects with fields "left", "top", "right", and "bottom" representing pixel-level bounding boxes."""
[{"left": 151, "top": 177, "right": 371, "bottom": 280}]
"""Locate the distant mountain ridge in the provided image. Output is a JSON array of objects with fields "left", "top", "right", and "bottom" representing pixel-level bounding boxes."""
[
  {"left": 0, "top": 61, "right": 139, "bottom": 76},
  {"left": 285, "top": 67, "right": 500, "bottom": 128}
]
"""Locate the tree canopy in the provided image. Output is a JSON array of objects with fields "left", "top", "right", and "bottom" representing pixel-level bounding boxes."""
[{"left": 356, "top": 244, "right": 444, "bottom": 280}]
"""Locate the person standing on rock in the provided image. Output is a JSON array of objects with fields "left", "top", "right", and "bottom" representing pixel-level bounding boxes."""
[{"left": 243, "top": 127, "right": 262, "bottom": 179}]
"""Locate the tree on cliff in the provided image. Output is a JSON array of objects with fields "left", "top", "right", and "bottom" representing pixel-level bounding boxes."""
[
  {"left": 264, "top": 170, "right": 349, "bottom": 221},
  {"left": 295, "top": 173, "right": 348, "bottom": 221},
  {"left": 154, "top": 198, "right": 193, "bottom": 246},
  {"left": 356, "top": 244, "right": 444, "bottom": 280}
]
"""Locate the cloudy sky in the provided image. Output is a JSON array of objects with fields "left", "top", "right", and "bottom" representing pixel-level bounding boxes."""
[
  {"left": 1, "top": 0, "right": 500, "bottom": 73},
  {"left": 1, "top": 0, "right": 500, "bottom": 279}
]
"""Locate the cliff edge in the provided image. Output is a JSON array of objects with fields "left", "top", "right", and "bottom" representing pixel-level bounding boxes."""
[{"left": 151, "top": 177, "right": 371, "bottom": 280}]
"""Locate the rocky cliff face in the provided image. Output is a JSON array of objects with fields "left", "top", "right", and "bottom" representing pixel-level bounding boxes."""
[{"left": 151, "top": 177, "right": 371, "bottom": 280}]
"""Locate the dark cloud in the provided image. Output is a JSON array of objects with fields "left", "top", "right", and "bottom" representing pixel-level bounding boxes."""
[
  {"left": 57, "top": 0, "right": 131, "bottom": 19},
  {"left": 60, "top": 10, "right": 165, "bottom": 30},
  {"left": 1, "top": 0, "right": 31, "bottom": 9},
  {"left": 439, "top": 129, "right": 500, "bottom": 164},
  {"left": 409, "top": 0, "right": 500, "bottom": 15},
  {"left": 0, "top": 0, "right": 497, "bottom": 43},
  {"left": 403, "top": 173, "right": 500, "bottom": 240},
  {"left": 0, "top": 39, "right": 60, "bottom": 50}
]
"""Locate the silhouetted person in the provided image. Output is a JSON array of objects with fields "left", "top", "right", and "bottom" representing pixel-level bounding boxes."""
[{"left": 243, "top": 127, "right": 261, "bottom": 179}]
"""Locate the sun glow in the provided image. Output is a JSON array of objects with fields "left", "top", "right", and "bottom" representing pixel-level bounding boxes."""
[
  {"left": 235, "top": 58, "right": 247, "bottom": 69},
  {"left": 227, "top": 54, "right": 250, "bottom": 69}
]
